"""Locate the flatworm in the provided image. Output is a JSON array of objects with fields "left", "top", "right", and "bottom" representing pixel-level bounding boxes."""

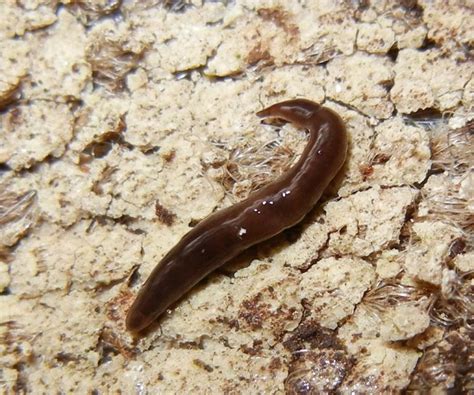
[{"left": 126, "top": 99, "right": 348, "bottom": 332}]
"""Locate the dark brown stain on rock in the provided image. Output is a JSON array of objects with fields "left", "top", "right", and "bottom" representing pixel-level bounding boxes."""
[
  {"left": 246, "top": 42, "right": 274, "bottom": 66},
  {"left": 155, "top": 199, "right": 177, "bottom": 226},
  {"left": 257, "top": 7, "right": 299, "bottom": 38}
]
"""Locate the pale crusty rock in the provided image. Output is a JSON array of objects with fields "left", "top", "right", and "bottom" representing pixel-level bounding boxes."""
[
  {"left": 296, "top": 1, "right": 357, "bottom": 57},
  {"left": 352, "top": 4, "right": 379, "bottom": 22},
  {"left": 325, "top": 53, "right": 394, "bottom": 119},
  {"left": 204, "top": 19, "right": 266, "bottom": 77},
  {"left": 260, "top": 66, "right": 326, "bottom": 104},
  {"left": 463, "top": 77, "right": 473, "bottom": 107},
  {"left": 150, "top": 274, "right": 238, "bottom": 346},
  {"left": 0, "top": 297, "right": 30, "bottom": 380},
  {"left": 324, "top": 186, "right": 417, "bottom": 257},
  {"left": 335, "top": 105, "right": 376, "bottom": 196},
  {"left": 207, "top": 1, "right": 359, "bottom": 76},
  {"left": 357, "top": 23, "right": 396, "bottom": 54},
  {"left": 189, "top": 78, "right": 262, "bottom": 141},
  {"left": 21, "top": 291, "right": 102, "bottom": 363},
  {"left": 155, "top": 259, "right": 302, "bottom": 349},
  {"left": 453, "top": 251, "right": 474, "bottom": 272},
  {"left": 156, "top": 5, "right": 226, "bottom": 74},
  {"left": 375, "top": 249, "right": 402, "bottom": 279},
  {"left": 355, "top": 3, "right": 427, "bottom": 49},
  {"left": 67, "top": 92, "right": 130, "bottom": 156},
  {"left": 391, "top": 49, "right": 433, "bottom": 113},
  {"left": 16, "top": 159, "right": 110, "bottom": 226},
  {"left": 271, "top": 215, "right": 327, "bottom": 270},
  {"left": 0, "top": 262, "right": 10, "bottom": 292},
  {"left": 339, "top": 305, "right": 422, "bottom": 392},
  {"left": 403, "top": 221, "right": 464, "bottom": 285},
  {"left": 0, "top": 76, "right": 21, "bottom": 109},
  {"left": 448, "top": 107, "right": 474, "bottom": 131},
  {"left": 126, "top": 67, "right": 148, "bottom": 92},
  {"left": 0, "top": 368, "right": 18, "bottom": 392},
  {"left": 9, "top": 221, "right": 142, "bottom": 295},
  {"left": 126, "top": 345, "right": 288, "bottom": 394},
  {"left": 0, "top": 38, "right": 30, "bottom": 82},
  {"left": 337, "top": 109, "right": 431, "bottom": 196},
  {"left": 418, "top": 173, "right": 454, "bottom": 206},
  {"left": 0, "top": 189, "right": 38, "bottom": 248},
  {"left": 338, "top": 339, "right": 420, "bottom": 392},
  {"left": 369, "top": 117, "right": 431, "bottom": 185},
  {"left": 0, "top": 102, "right": 74, "bottom": 170},
  {"left": 27, "top": 365, "right": 100, "bottom": 395},
  {"left": 0, "top": 35, "right": 29, "bottom": 123},
  {"left": 1, "top": 1, "right": 472, "bottom": 393},
  {"left": 299, "top": 257, "right": 375, "bottom": 329},
  {"left": 358, "top": 1, "right": 472, "bottom": 55},
  {"left": 1, "top": 292, "right": 103, "bottom": 394},
  {"left": 97, "top": 147, "right": 187, "bottom": 221},
  {"left": 0, "top": 1, "right": 57, "bottom": 39},
  {"left": 395, "top": 25, "right": 427, "bottom": 49},
  {"left": 428, "top": 57, "right": 472, "bottom": 112},
  {"left": 409, "top": 326, "right": 445, "bottom": 351},
  {"left": 203, "top": 3, "right": 294, "bottom": 76},
  {"left": 6, "top": 133, "right": 210, "bottom": 226},
  {"left": 141, "top": 138, "right": 223, "bottom": 223},
  {"left": 85, "top": 18, "right": 153, "bottom": 92},
  {"left": 22, "top": 8, "right": 90, "bottom": 100},
  {"left": 132, "top": 3, "right": 224, "bottom": 75},
  {"left": 354, "top": 2, "right": 416, "bottom": 23},
  {"left": 378, "top": 300, "right": 431, "bottom": 341},
  {"left": 3, "top": 157, "right": 108, "bottom": 226},
  {"left": 391, "top": 49, "right": 472, "bottom": 113},
  {"left": 125, "top": 80, "right": 194, "bottom": 147},
  {"left": 420, "top": 0, "right": 474, "bottom": 54},
  {"left": 232, "top": 260, "right": 301, "bottom": 340}
]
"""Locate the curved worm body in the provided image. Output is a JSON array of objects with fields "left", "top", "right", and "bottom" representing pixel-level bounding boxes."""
[{"left": 126, "top": 99, "right": 348, "bottom": 332}]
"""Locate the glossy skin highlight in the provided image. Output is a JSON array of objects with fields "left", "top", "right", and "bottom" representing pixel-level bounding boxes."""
[{"left": 126, "top": 99, "right": 348, "bottom": 333}]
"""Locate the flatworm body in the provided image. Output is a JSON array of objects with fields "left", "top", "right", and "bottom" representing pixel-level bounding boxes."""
[{"left": 126, "top": 99, "right": 348, "bottom": 332}]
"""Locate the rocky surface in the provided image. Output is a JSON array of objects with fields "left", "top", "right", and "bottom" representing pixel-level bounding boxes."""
[{"left": 1, "top": 1, "right": 473, "bottom": 393}]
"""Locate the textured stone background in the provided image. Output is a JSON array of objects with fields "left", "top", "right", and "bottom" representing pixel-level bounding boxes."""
[{"left": 0, "top": 0, "right": 472, "bottom": 393}]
